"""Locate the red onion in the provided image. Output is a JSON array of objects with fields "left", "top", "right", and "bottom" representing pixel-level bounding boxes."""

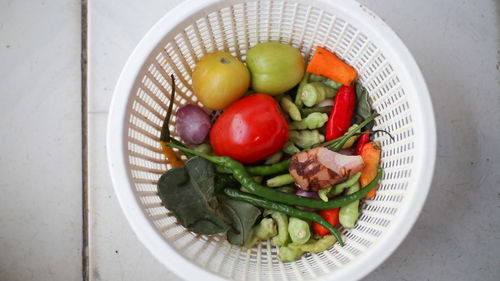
[
  {"left": 295, "top": 189, "right": 320, "bottom": 211},
  {"left": 175, "top": 104, "right": 211, "bottom": 145}
]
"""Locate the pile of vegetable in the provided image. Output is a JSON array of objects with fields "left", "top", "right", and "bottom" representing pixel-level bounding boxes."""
[{"left": 157, "top": 43, "right": 386, "bottom": 262}]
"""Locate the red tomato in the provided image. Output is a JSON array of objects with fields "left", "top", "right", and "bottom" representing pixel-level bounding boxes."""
[
  {"left": 209, "top": 94, "right": 289, "bottom": 164},
  {"left": 313, "top": 208, "right": 340, "bottom": 236}
]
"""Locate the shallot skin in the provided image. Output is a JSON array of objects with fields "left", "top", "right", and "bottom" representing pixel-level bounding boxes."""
[
  {"left": 289, "top": 147, "right": 364, "bottom": 191},
  {"left": 175, "top": 104, "right": 211, "bottom": 145}
]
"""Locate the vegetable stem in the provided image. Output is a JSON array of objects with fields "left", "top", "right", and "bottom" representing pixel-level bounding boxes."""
[{"left": 160, "top": 74, "right": 176, "bottom": 142}]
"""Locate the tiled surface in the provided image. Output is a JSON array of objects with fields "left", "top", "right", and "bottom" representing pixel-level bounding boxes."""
[
  {"left": 0, "top": 0, "right": 82, "bottom": 280},
  {"left": 87, "top": 0, "right": 500, "bottom": 280},
  {"left": 87, "top": 0, "right": 181, "bottom": 280}
]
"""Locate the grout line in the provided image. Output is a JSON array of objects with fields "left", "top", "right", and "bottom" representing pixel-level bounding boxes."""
[{"left": 81, "top": 0, "right": 89, "bottom": 280}]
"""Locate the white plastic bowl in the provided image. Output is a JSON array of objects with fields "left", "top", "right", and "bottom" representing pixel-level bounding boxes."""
[{"left": 107, "top": 0, "right": 436, "bottom": 280}]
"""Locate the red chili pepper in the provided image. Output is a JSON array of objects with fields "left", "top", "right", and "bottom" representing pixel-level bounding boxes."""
[
  {"left": 313, "top": 208, "right": 340, "bottom": 236},
  {"left": 354, "top": 130, "right": 370, "bottom": 155},
  {"left": 325, "top": 85, "right": 356, "bottom": 141}
]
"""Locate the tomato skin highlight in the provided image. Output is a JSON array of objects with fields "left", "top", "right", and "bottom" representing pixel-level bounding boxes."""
[{"left": 210, "top": 94, "right": 290, "bottom": 164}]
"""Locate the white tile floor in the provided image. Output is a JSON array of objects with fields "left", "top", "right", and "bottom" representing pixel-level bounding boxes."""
[
  {"left": 0, "top": 1, "right": 82, "bottom": 280},
  {"left": 0, "top": 0, "right": 499, "bottom": 280},
  {"left": 87, "top": 1, "right": 181, "bottom": 280}
]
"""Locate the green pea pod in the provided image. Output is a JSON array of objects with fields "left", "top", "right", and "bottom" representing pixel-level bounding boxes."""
[
  {"left": 295, "top": 72, "right": 311, "bottom": 108},
  {"left": 280, "top": 96, "right": 302, "bottom": 121},
  {"left": 318, "top": 172, "right": 361, "bottom": 202},
  {"left": 298, "top": 235, "right": 336, "bottom": 253},
  {"left": 266, "top": 174, "right": 295, "bottom": 187},
  {"left": 301, "top": 82, "right": 338, "bottom": 107},
  {"left": 288, "top": 217, "right": 311, "bottom": 244},
  {"left": 282, "top": 140, "right": 301, "bottom": 155},
  {"left": 289, "top": 130, "right": 325, "bottom": 149},
  {"left": 339, "top": 182, "right": 360, "bottom": 228},
  {"left": 271, "top": 211, "right": 289, "bottom": 246},
  {"left": 289, "top": 112, "right": 329, "bottom": 130},
  {"left": 278, "top": 243, "right": 304, "bottom": 262},
  {"left": 265, "top": 151, "right": 283, "bottom": 165}
]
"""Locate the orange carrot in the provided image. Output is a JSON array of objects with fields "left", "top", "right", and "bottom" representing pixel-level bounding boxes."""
[
  {"left": 160, "top": 141, "right": 184, "bottom": 168},
  {"left": 306, "top": 46, "right": 357, "bottom": 86},
  {"left": 359, "top": 141, "right": 381, "bottom": 199}
]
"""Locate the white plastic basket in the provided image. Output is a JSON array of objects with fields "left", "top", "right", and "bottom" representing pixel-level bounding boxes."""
[{"left": 107, "top": 0, "right": 436, "bottom": 280}]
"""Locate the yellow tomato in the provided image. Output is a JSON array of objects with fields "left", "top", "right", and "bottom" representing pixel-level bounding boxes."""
[{"left": 192, "top": 52, "right": 250, "bottom": 110}]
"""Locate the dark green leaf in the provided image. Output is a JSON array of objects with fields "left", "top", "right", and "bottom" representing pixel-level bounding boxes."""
[
  {"left": 221, "top": 199, "right": 261, "bottom": 246},
  {"left": 157, "top": 156, "right": 230, "bottom": 235},
  {"left": 355, "top": 83, "right": 374, "bottom": 130}
]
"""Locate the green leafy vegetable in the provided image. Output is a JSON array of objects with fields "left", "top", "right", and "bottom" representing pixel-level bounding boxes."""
[
  {"left": 157, "top": 156, "right": 230, "bottom": 234},
  {"left": 221, "top": 199, "right": 261, "bottom": 246},
  {"left": 355, "top": 83, "right": 374, "bottom": 130}
]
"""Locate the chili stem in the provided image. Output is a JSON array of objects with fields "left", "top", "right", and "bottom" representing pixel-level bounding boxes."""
[{"left": 160, "top": 74, "right": 176, "bottom": 142}]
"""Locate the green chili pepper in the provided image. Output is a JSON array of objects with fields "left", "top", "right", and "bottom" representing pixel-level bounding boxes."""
[
  {"left": 318, "top": 172, "right": 361, "bottom": 202},
  {"left": 339, "top": 182, "right": 360, "bottom": 228},
  {"left": 266, "top": 174, "right": 294, "bottom": 187},
  {"left": 166, "top": 142, "right": 382, "bottom": 213},
  {"left": 289, "top": 112, "right": 329, "bottom": 130},
  {"left": 280, "top": 96, "right": 302, "bottom": 121},
  {"left": 298, "top": 235, "right": 336, "bottom": 252},
  {"left": 223, "top": 188, "right": 344, "bottom": 246},
  {"left": 288, "top": 217, "right": 311, "bottom": 244}
]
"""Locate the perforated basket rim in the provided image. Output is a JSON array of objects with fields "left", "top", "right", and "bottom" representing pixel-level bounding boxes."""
[{"left": 106, "top": 0, "right": 436, "bottom": 280}]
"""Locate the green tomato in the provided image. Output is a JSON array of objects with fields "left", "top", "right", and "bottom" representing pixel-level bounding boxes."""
[{"left": 246, "top": 42, "right": 305, "bottom": 96}]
